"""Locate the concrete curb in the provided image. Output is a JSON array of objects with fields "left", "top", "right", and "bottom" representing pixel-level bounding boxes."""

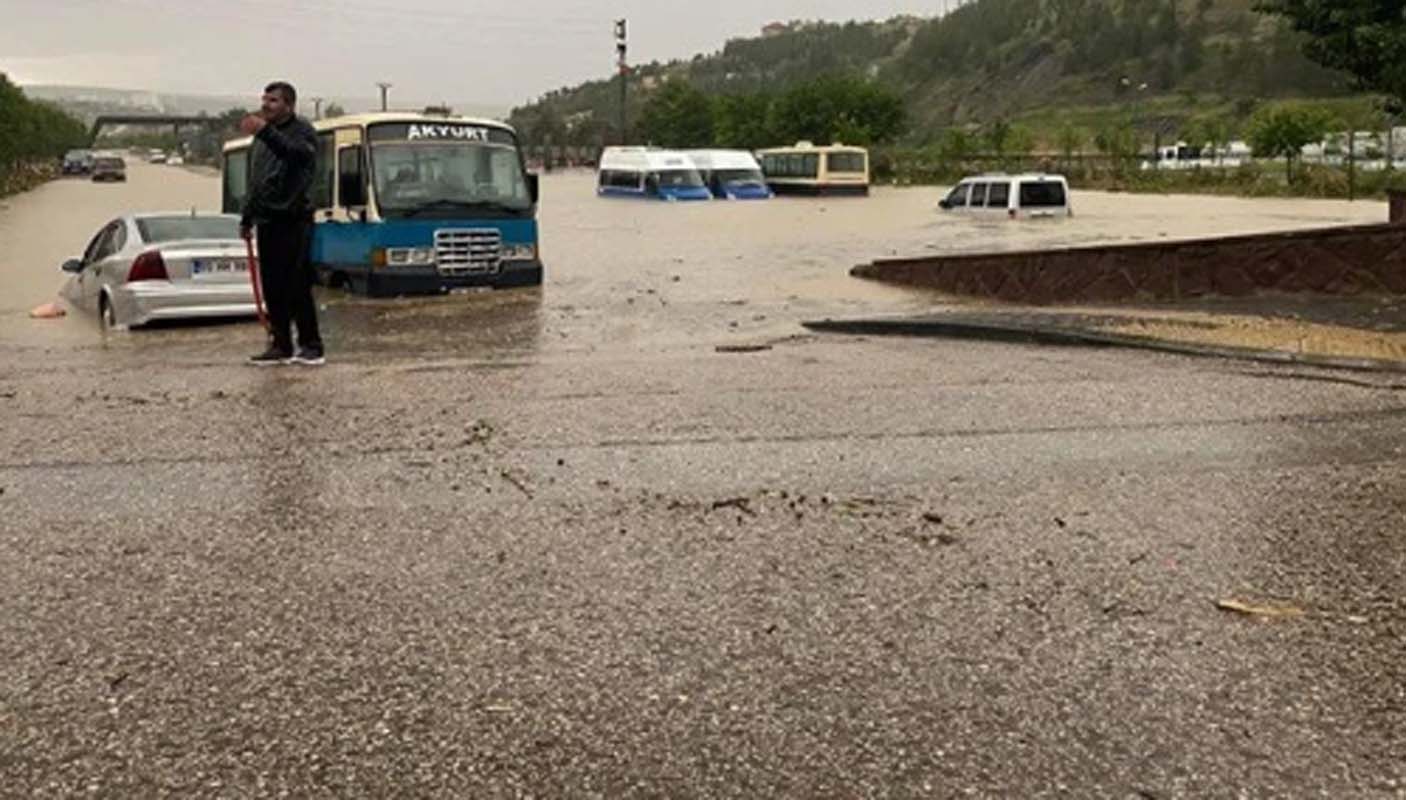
[{"left": 801, "top": 315, "right": 1406, "bottom": 375}]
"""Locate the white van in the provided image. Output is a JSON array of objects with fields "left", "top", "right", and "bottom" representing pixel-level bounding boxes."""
[
  {"left": 683, "top": 149, "right": 772, "bottom": 199},
  {"left": 939, "top": 173, "right": 1071, "bottom": 219},
  {"left": 597, "top": 147, "right": 713, "bottom": 201}
]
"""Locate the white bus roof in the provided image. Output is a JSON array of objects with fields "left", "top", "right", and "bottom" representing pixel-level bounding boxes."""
[
  {"left": 598, "top": 147, "right": 699, "bottom": 172},
  {"left": 755, "top": 141, "right": 868, "bottom": 155},
  {"left": 222, "top": 112, "right": 516, "bottom": 152},
  {"left": 683, "top": 149, "right": 761, "bottom": 170}
]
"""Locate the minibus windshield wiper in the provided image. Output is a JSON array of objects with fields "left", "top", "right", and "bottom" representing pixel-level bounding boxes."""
[{"left": 392, "top": 198, "right": 526, "bottom": 217}]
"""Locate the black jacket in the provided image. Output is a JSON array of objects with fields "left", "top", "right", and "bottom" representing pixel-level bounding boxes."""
[{"left": 240, "top": 114, "right": 317, "bottom": 226}]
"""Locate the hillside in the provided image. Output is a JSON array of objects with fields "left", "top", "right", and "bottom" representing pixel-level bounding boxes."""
[{"left": 508, "top": 0, "right": 1359, "bottom": 147}]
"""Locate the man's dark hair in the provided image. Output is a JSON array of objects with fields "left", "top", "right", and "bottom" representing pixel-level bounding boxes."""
[{"left": 265, "top": 81, "right": 297, "bottom": 105}]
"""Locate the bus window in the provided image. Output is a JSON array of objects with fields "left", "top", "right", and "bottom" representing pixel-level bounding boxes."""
[
  {"left": 221, "top": 149, "right": 248, "bottom": 214},
  {"left": 310, "top": 132, "right": 334, "bottom": 210},
  {"left": 338, "top": 146, "right": 367, "bottom": 207},
  {"left": 827, "top": 152, "right": 865, "bottom": 173},
  {"left": 801, "top": 154, "right": 819, "bottom": 178}
]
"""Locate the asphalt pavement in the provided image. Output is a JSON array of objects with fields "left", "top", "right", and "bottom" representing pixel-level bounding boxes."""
[{"left": 1, "top": 165, "right": 1403, "bottom": 797}]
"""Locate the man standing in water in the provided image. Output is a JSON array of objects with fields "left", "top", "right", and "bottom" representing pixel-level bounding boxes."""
[{"left": 240, "top": 81, "right": 324, "bottom": 366}]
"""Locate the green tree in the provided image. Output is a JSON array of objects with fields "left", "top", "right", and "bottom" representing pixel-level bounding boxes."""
[
  {"left": 1056, "top": 124, "right": 1087, "bottom": 164},
  {"left": 766, "top": 75, "right": 904, "bottom": 146},
  {"left": 0, "top": 73, "right": 89, "bottom": 190},
  {"left": 714, "top": 93, "right": 774, "bottom": 149},
  {"left": 324, "top": 103, "right": 346, "bottom": 119},
  {"left": 1246, "top": 102, "right": 1332, "bottom": 183},
  {"left": 638, "top": 80, "right": 715, "bottom": 147},
  {"left": 1256, "top": 0, "right": 1406, "bottom": 109}
]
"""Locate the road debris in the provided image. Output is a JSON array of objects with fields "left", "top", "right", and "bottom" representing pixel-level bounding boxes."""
[
  {"left": 715, "top": 344, "right": 772, "bottom": 354},
  {"left": 714, "top": 494, "right": 759, "bottom": 514},
  {"left": 1215, "top": 599, "right": 1306, "bottom": 619},
  {"left": 29, "top": 302, "right": 65, "bottom": 319}
]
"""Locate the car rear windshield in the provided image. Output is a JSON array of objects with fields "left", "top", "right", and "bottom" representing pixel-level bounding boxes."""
[
  {"left": 1019, "top": 181, "right": 1067, "bottom": 207},
  {"left": 137, "top": 217, "right": 240, "bottom": 243},
  {"left": 95, "top": 158, "right": 124, "bottom": 168}
]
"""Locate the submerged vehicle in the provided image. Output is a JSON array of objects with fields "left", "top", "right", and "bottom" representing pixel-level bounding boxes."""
[
  {"left": 61, "top": 149, "right": 95, "bottom": 175},
  {"left": 939, "top": 173, "right": 1072, "bottom": 219},
  {"left": 61, "top": 213, "right": 255, "bottom": 328},
  {"left": 91, "top": 155, "right": 127, "bottom": 182},
  {"left": 757, "top": 142, "right": 869, "bottom": 196},
  {"left": 684, "top": 149, "right": 772, "bottom": 200},
  {"left": 596, "top": 147, "right": 712, "bottom": 201},
  {"left": 223, "top": 112, "right": 542, "bottom": 296}
]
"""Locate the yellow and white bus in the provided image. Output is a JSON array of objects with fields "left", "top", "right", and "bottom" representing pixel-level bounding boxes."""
[{"left": 757, "top": 141, "right": 869, "bottom": 196}]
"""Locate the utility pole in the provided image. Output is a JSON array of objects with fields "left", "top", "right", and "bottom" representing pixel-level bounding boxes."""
[
  {"left": 376, "top": 82, "right": 393, "bottom": 112},
  {"left": 614, "top": 19, "right": 628, "bottom": 145},
  {"left": 311, "top": 97, "right": 324, "bottom": 120}
]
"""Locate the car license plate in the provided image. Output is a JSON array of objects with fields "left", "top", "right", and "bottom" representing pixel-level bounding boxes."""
[{"left": 192, "top": 259, "right": 246, "bottom": 276}]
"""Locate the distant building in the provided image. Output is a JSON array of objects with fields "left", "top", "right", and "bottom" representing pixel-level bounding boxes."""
[{"left": 762, "top": 22, "right": 790, "bottom": 38}]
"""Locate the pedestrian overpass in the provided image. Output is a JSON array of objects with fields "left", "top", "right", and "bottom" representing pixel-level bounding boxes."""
[{"left": 88, "top": 114, "right": 229, "bottom": 145}]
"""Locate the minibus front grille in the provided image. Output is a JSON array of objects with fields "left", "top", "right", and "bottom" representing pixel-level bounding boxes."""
[{"left": 435, "top": 229, "right": 502, "bottom": 276}]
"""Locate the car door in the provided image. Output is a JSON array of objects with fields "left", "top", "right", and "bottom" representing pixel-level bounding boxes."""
[
  {"left": 91, "top": 219, "right": 130, "bottom": 298},
  {"left": 77, "top": 221, "right": 121, "bottom": 311},
  {"left": 968, "top": 183, "right": 989, "bottom": 214}
]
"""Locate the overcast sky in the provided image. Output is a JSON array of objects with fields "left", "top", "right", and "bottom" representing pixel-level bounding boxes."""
[{"left": 2, "top": 0, "right": 946, "bottom": 109}]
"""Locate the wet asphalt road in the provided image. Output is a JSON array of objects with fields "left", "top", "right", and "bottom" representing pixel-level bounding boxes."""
[{"left": 1, "top": 164, "right": 1404, "bottom": 797}]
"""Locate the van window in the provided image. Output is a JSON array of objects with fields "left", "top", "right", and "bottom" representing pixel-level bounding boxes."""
[
  {"left": 969, "top": 183, "right": 989, "bottom": 207},
  {"left": 1019, "top": 180, "right": 1067, "bottom": 207},
  {"left": 945, "top": 183, "right": 970, "bottom": 207},
  {"left": 986, "top": 182, "right": 1010, "bottom": 208}
]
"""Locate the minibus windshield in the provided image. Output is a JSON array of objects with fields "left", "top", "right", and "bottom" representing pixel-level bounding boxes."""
[
  {"left": 713, "top": 168, "right": 766, "bottom": 186},
  {"left": 373, "top": 142, "right": 531, "bottom": 217},
  {"left": 652, "top": 169, "right": 706, "bottom": 188}
]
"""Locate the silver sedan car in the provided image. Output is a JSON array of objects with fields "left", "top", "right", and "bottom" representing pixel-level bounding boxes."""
[{"left": 60, "top": 213, "right": 257, "bottom": 328}]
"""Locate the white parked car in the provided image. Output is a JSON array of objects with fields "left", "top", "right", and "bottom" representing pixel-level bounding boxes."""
[
  {"left": 166, "top": 154, "right": 185, "bottom": 166},
  {"left": 60, "top": 213, "right": 256, "bottom": 328},
  {"left": 939, "top": 173, "right": 1072, "bottom": 219}
]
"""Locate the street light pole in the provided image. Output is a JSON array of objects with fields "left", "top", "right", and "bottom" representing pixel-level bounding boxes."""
[
  {"left": 376, "top": 82, "right": 393, "bottom": 112},
  {"left": 615, "top": 19, "right": 628, "bottom": 145},
  {"left": 311, "top": 97, "right": 324, "bottom": 120}
]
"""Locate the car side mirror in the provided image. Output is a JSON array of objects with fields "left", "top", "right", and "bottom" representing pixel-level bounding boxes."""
[
  {"left": 61, "top": 258, "right": 83, "bottom": 273},
  {"left": 938, "top": 199, "right": 951, "bottom": 209},
  {"left": 526, "top": 172, "right": 540, "bottom": 204}
]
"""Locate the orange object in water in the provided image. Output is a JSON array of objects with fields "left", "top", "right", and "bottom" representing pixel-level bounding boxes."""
[{"left": 29, "top": 302, "right": 66, "bottom": 319}]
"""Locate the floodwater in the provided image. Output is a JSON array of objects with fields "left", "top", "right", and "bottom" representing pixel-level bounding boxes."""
[{"left": 0, "top": 162, "right": 1387, "bottom": 360}]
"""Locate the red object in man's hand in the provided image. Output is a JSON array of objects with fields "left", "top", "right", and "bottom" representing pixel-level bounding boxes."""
[{"left": 238, "top": 114, "right": 267, "bottom": 136}]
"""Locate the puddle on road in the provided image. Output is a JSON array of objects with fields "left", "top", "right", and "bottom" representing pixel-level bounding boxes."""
[{"left": 1, "top": 165, "right": 1394, "bottom": 363}]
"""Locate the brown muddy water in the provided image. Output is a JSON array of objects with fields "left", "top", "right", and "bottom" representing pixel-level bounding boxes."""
[{"left": 0, "top": 163, "right": 1387, "bottom": 360}]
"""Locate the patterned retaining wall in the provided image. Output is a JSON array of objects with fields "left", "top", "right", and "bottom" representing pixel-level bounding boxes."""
[{"left": 851, "top": 224, "right": 1406, "bottom": 304}]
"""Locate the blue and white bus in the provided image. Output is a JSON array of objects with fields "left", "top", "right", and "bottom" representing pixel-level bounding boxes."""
[
  {"left": 222, "top": 113, "right": 542, "bottom": 296},
  {"left": 595, "top": 147, "right": 712, "bottom": 201}
]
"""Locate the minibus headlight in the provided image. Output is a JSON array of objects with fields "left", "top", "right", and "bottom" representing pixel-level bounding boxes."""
[
  {"left": 384, "top": 247, "right": 436, "bottom": 266},
  {"left": 502, "top": 243, "right": 537, "bottom": 262}
]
